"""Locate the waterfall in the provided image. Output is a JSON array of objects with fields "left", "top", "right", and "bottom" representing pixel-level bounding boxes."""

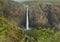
[{"left": 26, "top": 6, "right": 29, "bottom": 30}]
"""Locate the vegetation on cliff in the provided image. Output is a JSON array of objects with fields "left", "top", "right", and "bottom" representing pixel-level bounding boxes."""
[
  {"left": 0, "top": 17, "right": 60, "bottom": 42},
  {"left": 0, "top": 17, "right": 26, "bottom": 42},
  {"left": 27, "top": 27, "right": 60, "bottom": 42},
  {"left": 3, "top": 0, "right": 60, "bottom": 29},
  {"left": 0, "top": 17, "right": 35, "bottom": 42}
]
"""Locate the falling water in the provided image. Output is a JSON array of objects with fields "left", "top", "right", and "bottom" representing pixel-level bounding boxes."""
[{"left": 26, "top": 6, "right": 29, "bottom": 30}]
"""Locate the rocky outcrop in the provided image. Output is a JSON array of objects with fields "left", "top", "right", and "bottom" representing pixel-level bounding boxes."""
[{"left": 3, "top": 1, "right": 60, "bottom": 29}]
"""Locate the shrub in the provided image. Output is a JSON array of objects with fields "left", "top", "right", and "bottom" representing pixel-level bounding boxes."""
[{"left": 26, "top": 27, "right": 60, "bottom": 42}]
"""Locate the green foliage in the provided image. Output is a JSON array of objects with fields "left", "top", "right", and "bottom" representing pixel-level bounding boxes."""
[
  {"left": 0, "top": 17, "right": 36, "bottom": 42},
  {"left": 0, "top": 17, "right": 8, "bottom": 35},
  {"left": 0, "top": 17, "right": 26, "bottom": 42},
  {"left": 26, "top": 27, "right": 60, "bottom": 42}
]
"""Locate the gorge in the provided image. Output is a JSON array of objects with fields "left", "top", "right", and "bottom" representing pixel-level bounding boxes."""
[
  {"left": 3, "top": 1, "right": 60, "bottom": 30},
  {"left": 1, "top": 0, "right": 60, "bottom": 42}
]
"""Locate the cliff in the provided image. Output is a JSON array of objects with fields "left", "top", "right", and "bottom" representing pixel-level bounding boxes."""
[{"left": 3, "top": 1, "right": 60, "bottom": 29}]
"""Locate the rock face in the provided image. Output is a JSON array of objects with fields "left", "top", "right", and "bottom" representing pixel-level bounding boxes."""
[
  {"left": 28, "top": 3, "right": 60, "bottom": 29},
  {"left": 3, "top": 1, "right": 60, "bottom": 29},
  {"left": 4, "top": 1, "right": 26, "bottom": 28}
]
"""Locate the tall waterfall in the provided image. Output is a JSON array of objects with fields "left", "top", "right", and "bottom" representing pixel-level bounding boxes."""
[{"left": 26, "top": 6, "right": 29, "bottom": 30}]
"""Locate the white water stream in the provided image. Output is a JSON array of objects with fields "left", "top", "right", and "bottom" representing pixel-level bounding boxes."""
[{"left": 26, "top": 6, "right": 29, "bottom": 30}]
